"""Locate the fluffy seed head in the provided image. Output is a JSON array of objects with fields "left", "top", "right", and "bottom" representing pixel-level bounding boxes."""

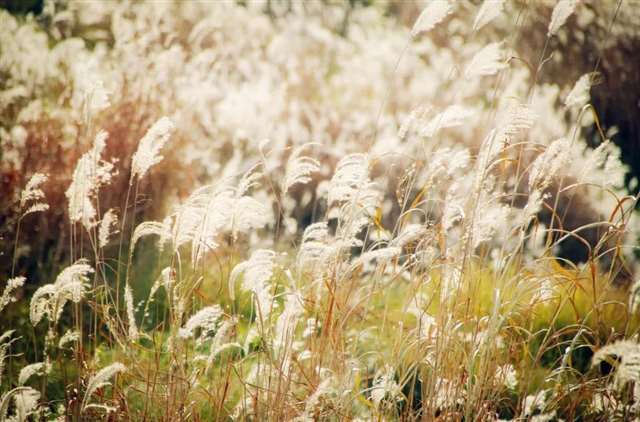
[
  {"left": 131, "top": 117, "right": 175, "bottom": 180},
  {"left": 411, "top": 1, "right": 453, "bottom": 37}
]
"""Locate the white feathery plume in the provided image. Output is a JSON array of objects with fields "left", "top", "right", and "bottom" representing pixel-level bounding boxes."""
[
  {"left": 578, "top": 140, "right": 625, "bottom": 188},
  {"left": 178, "top": 305, "right": 223, "bottom": 341},
  {"left": 411, "top": 0, "right": 453, "bottom": 37},
  {"left": 421, "top": 105, "right": 474, "bottom": 138},
  {"left": 21, "top": 174, "right": 47, "bottom": 207},
  {"left": 0, "top": 388, "right": 25, "bottom": 421},
  {"left": 0, "top": 277, "right": 25, "bottom": 312},
  {"left": 390, "top": 224, "right": 427, "bottom": 248},
  {"left": 22, "top": 203, "right": 49, "bottom": 217},
  {"left": 328, "top": 154, "right": 380, "bottom": 246},
  {"left": 172, "top": 186, "right": 226, "bottom": 262},
  {"left": 498, "top": 102, "right": 536, "bottom": 137},
  {"left": 497, "top": 364, "right": 518, "bottom": 389},
  {"left": 205, "top": 318, "right": 239, "bottom": 371},
  {"left": 131, "top": 220, "right": 171, "bottom": 252},
  {"left": 464, "top": 41, "right": 507, "bottom": 79},
  {"left": 473, "top": 0, "right": 505, "bottom": 31},
  {"left": 592, "top": 340, "right": 640, "bottom": 392},
  {"left": 475, "top": 129, "right": 507, "bottom": 175},
  {"left": 58, "top": 330, "right": 80, "bottom": 349},
  {"left": 12, "top": 387, "right": 41, "bottom": 421},
  {"left": 328, "top": 154, "right": 370, "bottom": 206},
  {"left": 565, "top": 72, "right": 595, "bottom": 109},
  {"left": 494, "top": 102, "right": 537, "bottom": 147},
  {"left": 131, "top": 116, "right": 175, "bottom": 180},
  {"left": 398, "top": 106, "right": 430, "bottom": 140},
  {"left": 20, "top": 173, "right": 48, "bottom": 216},
  {"left": 227, "top": 166, "right": 270, "bottom": 240},
  {"left": 282, "top": 144, "right": 320, "bottom": 195},
  {"left": 98, "top": 209, "right": 118, "bottom": 248},
  {"left": 273, "top": 291, "right": 304, "bottom": 351},
  {"left": 528, "top": 138, "right": 572, "bottom": 190},
  {"left": 229, "top": 249, "right": 276, "bottom": 319},
  {"left": 548, "top": 0, "right": 578, "bottom": 36},
  {"left": 81, "top": 362, "right": 126, "bottom": 412},
  {"left": 352, "top": 246, "right": 401, "bottom": 270},
  {"left": 175, "top": 169, "right": 269, "bottom": 265},
  {"left": 230, "top": 249, "right": 275, "bottom": 296},
  {"left": 442, "top": 183, "right": 466, "bottom": 231},
  {"left": 517, "top": 189, "right": 547, "bottom": 230},
  {"left": 30, "top": 260, "right": 93, "bottom": 325},
  {"left": 0, "top": 387, "right": 40, "bottom": 422},
  {"left": 470, "top": 189, "right": 509, "bottom": 249},
  {"left": 296, "top": 222, "right": 331, "bottom": 271},
  {"left": 66, "top": 131, "right": 115, "bottom": 229},
  {"left": 272, "top": 292, "right": 304, "bottom": 372},
  {"left": 18, "top": 361, "right": 50, "bottom": 385},
  {"left": 124, "top": 285, "right": 138, "bottom": 341}
]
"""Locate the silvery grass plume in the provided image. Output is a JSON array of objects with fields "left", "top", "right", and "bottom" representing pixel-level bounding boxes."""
[
  {"left": 98, "top": 208, "right": 118, "bottom": 248},
  {"left": 178, "top": 305, "right": 223, "bottom": 345},
  {"left": 576, "top": 139, "right": 625, "bottom": 188},
  {"left": 58, "top": 329, "right": 80, "bottom": 350},
  {"left": 398, "top": 106, "right": 431, "bottom": 140},
  {"left": 565, "top": 72, "right": 597, "bottom": 109},
  {"left": 163, "top": 166, "right": 268, "bottom": 265},
  {"left": 327, "top": 154, "right": 372, "bottom": 207},
  {"left": 124, "top": 284, "right": 138, "bottom": 341},
  {"left": 202, "top": 318, "right": 240, "bottom": 373},
  {"left": 229, "top": 249, "right": 276, "bottom": 320},
  {"left": 411, "top": 0, "right": 453, "bottom": 37},
  {"left": 131, "top": 116, "right": 175, "bottom": 180},
  {"left": 131, "top": 220, "right": 172, "bottom": 253},
  {"left": 548, "top": 0, "right": 579, "bottom": 36},
  {"left": 592, "top": 340, "right": 640, "bottom": 394},
  {"left": 19, "top": 173, "right": 48, "bottom": 217},
  {"left": 18, "top": 361, "right": 50, "bottom": 385},
  {"left": 421, "top": 105, "right": 474, "bottom": 138},
  {"left": 127, "top": 223, "right": 172, "bottom": 339},
  {"left": 66, "top": 131, "right": 115, "bottom": 229},
  {"left": 282, "top": 143, "right": 320, "bottom": 196},
  {"left": 464, "top": 41, "right": 507, "bottom": 79},
  {"left": 528, "top": 138, "right": 572, "bottom": 191},
  {"left": 0, "top": 277, "right": 25, "bottom": 312},
  {"left": 272, "top": 290, "right": 304, "bottom": 371},
  {"left": 30, "top": 259, "right": 93, "bottom": 325},
  {"left": 328, "top": 154, "right": 380, "bottom": 244},
  {"left": 81, "top": 362, "right": 126, "bottom": 413},
  {"left": 349, "top": 246, "right": 402, "bottom": 275},
  {"left": 494, "top": 102, "right": 536, "bottom": 146},
  {"left": 0, "top": 387, "right": 41, "bottom": 422},
  {"left": 473, "top": 0, "right": 505, "bottom": 31},
  {"left": 296, "top": 222, "right": 333, "bottom": 277}
]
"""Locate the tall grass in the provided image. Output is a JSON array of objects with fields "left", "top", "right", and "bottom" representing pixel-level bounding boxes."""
[{"left": 1, "top": 0, "right": 639, "bottom": 420}]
